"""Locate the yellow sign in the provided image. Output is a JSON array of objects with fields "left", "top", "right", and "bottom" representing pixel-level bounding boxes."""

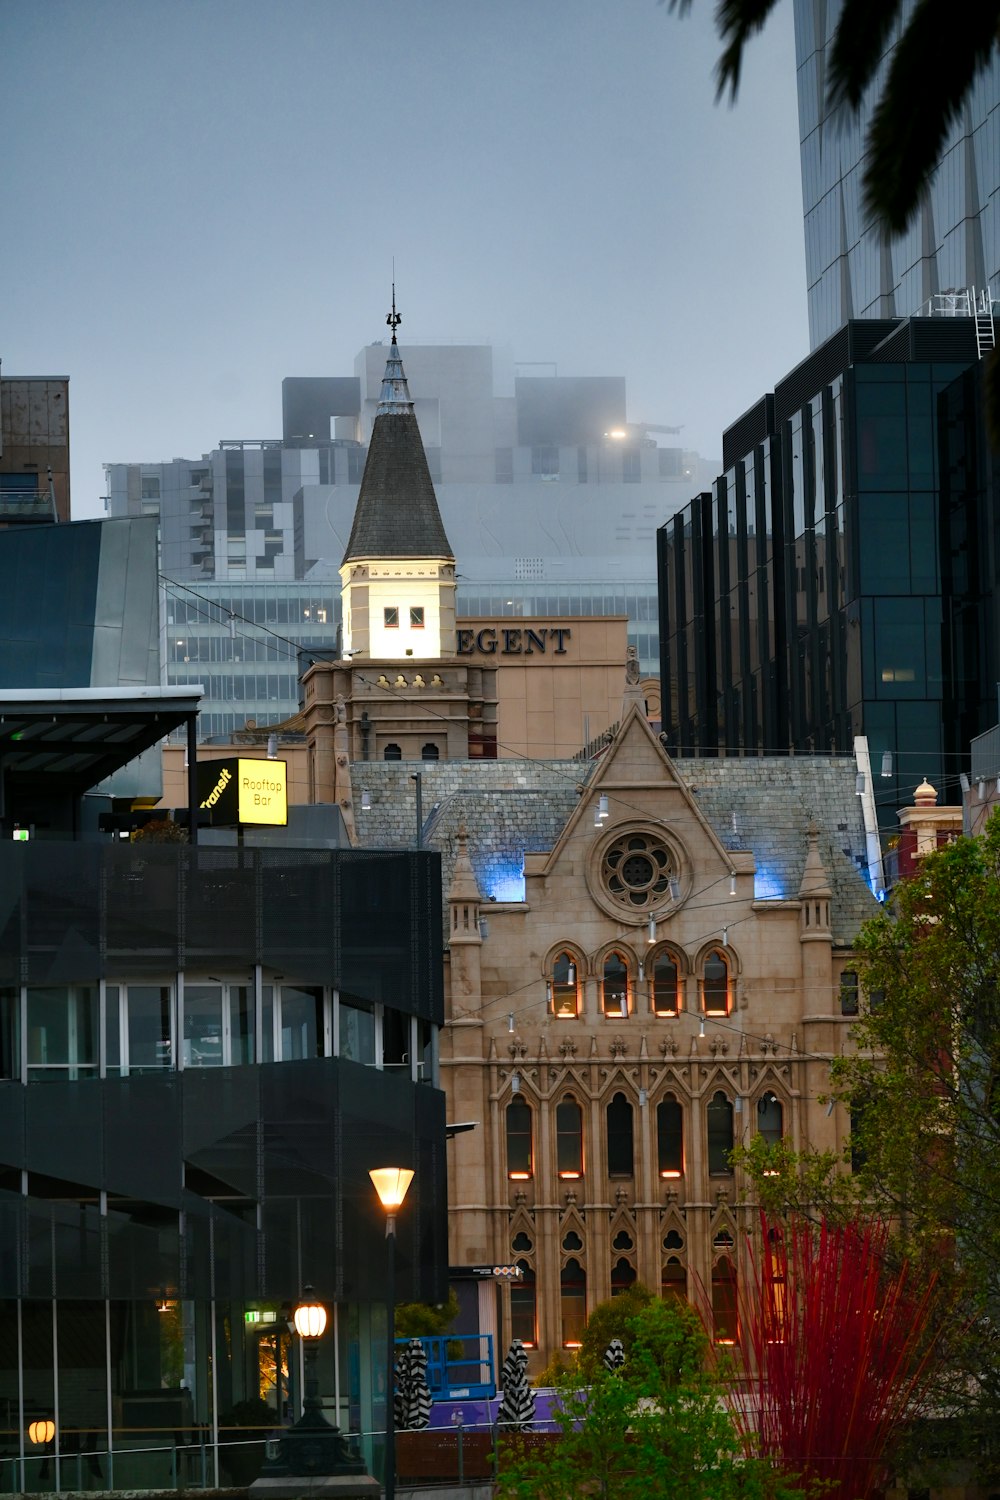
[{"left": 237, "top": 759, "right": 287, "bottom": 825}]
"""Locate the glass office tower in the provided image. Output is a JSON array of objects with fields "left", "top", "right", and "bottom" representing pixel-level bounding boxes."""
[
  {"left": 794, "top": 0, "right": 1000, "bottom": 348},
  {"left": 657, "top": 316, "right": 999, "bottom": 825}
]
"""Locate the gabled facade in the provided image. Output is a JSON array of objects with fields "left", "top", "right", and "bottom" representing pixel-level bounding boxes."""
[{"left": 438, "top": 706, "right": 878, "bottom": 1368}]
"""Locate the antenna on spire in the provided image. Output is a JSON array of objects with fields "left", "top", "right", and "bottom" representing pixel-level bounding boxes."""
[{"left": 387, "top": 267, "right": 401, "bottom": 343}]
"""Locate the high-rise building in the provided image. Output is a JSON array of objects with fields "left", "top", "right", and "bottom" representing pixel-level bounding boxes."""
[
  {"left": 795, "top": 0, "right": 1000, "bottom": 347},
  {"left": 106, "top": 343, "right": 718, "bottom": 737},
  {"left": 656, "top": 314, "right": 998, "bottom": 825}
]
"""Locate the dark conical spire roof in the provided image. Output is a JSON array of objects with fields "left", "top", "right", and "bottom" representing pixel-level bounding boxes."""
[{"left": 341, "top": 337, "right": 454, "bottom": 565}]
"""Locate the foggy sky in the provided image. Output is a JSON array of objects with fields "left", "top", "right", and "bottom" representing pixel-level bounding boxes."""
[{"left": 1, "top": 0, "right": 808, "bottom": 517}]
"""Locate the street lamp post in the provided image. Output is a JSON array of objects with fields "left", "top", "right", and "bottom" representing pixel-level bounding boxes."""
[
  {"left": 254, "top": 1286, "right": 367, "bottom": 1486},
  {"left": 369, "top": 1167, "right": 414, "bottom": 1500}
]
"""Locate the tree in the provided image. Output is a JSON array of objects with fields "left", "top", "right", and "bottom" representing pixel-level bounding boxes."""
[
  {"left": 737, "top": 817, "right": 1000, "bottom": 1482},
  {"left": 671, "top": 0, "right": 1000, "bottom": 237},
  {"left": 496, "top": 1299, "right": 794, "bottom": 1500}
]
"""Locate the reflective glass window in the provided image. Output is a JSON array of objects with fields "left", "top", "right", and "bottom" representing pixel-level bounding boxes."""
[
  {"left": 662, "top": 1257, "right": 686, "bottom": 1302},
  {"left": 26, "top": 987, "right": 98, "bottom": 1078},
  {"left": 556, "top": 1098, "right": 584, "bottom": 1177},
  {"left": 127, "top": 986, "right": 173, "bottom": 1072},
  {"left": 339, "top": 995, "right": 375, "bottom": 1065},
  {"left": 657, "top": 1096, "right": 684, "bottom": 1177},
  {"left": 712, "top": 1256, "right": 738, "bottom": 1343},
  {"left": 182, "top": 984, "right": 223, "bottom": 1067},
  {"left": 511, "top": 1261, "right": 536, "bottom": 1345},
  {"left": 0, "top": 987, "right": 18, "bottom": 1079},
  {"left": 506, "top": 1097, "right": 533, "bottom": 1178},
  {"left": 602, "top": 951, "right": 630, "bottom": 1017},
  {"left": 230, "top": 985, "right": 254, "bottom": 1065},
  {"left": 757, "top": 1092, "right": 783, "bottom": 1146},
  {"left": 707, "top": 1091, "right": 734, "bottom": 1175},
  {"left": 606, "top": 1092, "right": 633, "bottom": 1176},
  {"left": 551, "top": 951, "right": 579, "bottom": 1017},
  {"left": 702, "top": 950, "right": 731, "bottom": 1015},
  {"left": 560, "top": 1258, "right": 586, "bottom": 1345},
  {"left": 280, "top": 985, "right": 322, "bottom": 1060},
  {"left": 611, "top": 1258, "right": 637, "bottom": 1295},
  {"left": 652, "top": 952, "right": 680, "bottom": 1015}
]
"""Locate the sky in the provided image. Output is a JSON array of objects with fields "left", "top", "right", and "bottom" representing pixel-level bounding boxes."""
[{"left": 1, "top": 0, "right": 808, "bottom": 519}]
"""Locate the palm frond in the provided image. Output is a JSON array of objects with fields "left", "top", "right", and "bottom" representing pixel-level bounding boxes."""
[
  {"left": 826, "top": 0, "right": 905, "bottom": 109},
  {"left": 862, "top": 0, "right": 1000, "bottom": 233},
  {"left": 713, "top": 0, "right": 784, "bottom": 101}
]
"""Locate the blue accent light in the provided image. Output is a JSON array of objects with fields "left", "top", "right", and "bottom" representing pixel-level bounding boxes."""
[
  {"left": 481, "top": 856, "right": 526, "bottom": 904},
  {"left": 753, "top": 868, "right": 785, "bottom": 900}
]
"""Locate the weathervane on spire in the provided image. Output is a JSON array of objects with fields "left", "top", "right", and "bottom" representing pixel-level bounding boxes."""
[{"left": 387, "top": 280, "right": 401, "bottom": 344}]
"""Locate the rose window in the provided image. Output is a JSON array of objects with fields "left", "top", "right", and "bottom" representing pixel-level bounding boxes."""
[{"left": 603, "top": 832, "right": 675, "bottom": 909}]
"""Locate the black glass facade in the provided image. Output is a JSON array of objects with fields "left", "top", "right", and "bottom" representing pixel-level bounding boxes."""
[
  {"left": 658, "top": 318, "right": 999, "bottom": 825},
  {"left": 0, "top": 841, "right": 447, "bottom": 1492}
]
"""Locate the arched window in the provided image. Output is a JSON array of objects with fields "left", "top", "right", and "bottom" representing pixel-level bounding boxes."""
[
  {"left": 712, "top": 1256, "right": 738, "bottom": 1344},
  {"left": 421, "top": 743, "right": 440, "bottom": 761},
  {"left": 602, "top": 951, "right": 630, "bottom": 1017},
  {"left": 707, "top": 1091, "right": 734, "bottom": 1175},
  {"left": 606, "top": 1092, "right": 634, "bottom": 1176},
  {"left": 506, "top": 1097, "right": 533, "bottom": 1178},
  {"left": 662, "top": 1257, "right": 686, "bottom": 1303},
  {"left": 511, "top": 1259, "right": 536, "bottom": 1346},
  {"left": 561, "top": 1258, "right": 586, "bottom": 1346},
  {"left": 652, "top": 951, "right": 680, "bottom": 1016},
  {"left": 383, "top": 743, "right": 402, "bottom": 762},
  {"left": 611, "top": 1257, "right": 636, "bottom": 1297},
  {"left": 702, "top": 949, "right": 731, "bottom": 1015},
  {"left": 657, "top": 1095, "right": 684, "bottom": 1177},
  {"left": 839, "top": 970, "right": 859, "bottom": 1016},
  {"left": 551, "top": 951, "right": 579, "bottom": 1018},
  {"left": 556, "top": 1097, "right": 584, "bottom": 1177},
  {"left": 757, "top": 1092, "right": 783, "bottom": 1147}
]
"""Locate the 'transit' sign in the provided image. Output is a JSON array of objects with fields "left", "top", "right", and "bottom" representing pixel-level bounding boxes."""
[{"left": 197, "top": 758, "right": 288, "bottom": 827}]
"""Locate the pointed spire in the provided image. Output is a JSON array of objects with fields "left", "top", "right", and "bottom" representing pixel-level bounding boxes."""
[
  {"left": 341, "top": 304, "right": 454, "bottom": 565},
  {"left": 449, "top": 827, "right": 482, "bottom": 905}
]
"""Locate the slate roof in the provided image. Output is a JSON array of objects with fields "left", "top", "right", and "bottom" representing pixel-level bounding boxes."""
[
  {"left": 350, "top": 752, "right": 879, "bottom": 947},
  {"left": 341, "top": 343, "right": 454, "bottom": 565}
]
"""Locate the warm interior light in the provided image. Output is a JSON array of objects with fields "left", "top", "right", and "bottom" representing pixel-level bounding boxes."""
[
  {"left": 28, "top": 1420, "right": 55, "bottom": 1446},
  {"left": 509, "top": 1172, "right": 531, "bottom": 1181},
  {"left": 558, "top": 1171, "right": 581, "bottom": 1180},
  {"left": 660, "top": 1169, "right": 682, "bottom": 1179},
  {"left": 293, "top": 1290, "right": 328, "bottom": 1340},
  {"left": 369, "top": 1166, "right": 415, "bottom": 1211},
  {"left": 564, "top": 1340, "right": 583, "bottom": 1348}
]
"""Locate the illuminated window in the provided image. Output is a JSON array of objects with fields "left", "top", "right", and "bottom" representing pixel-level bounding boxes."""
[
  {"left": 757, "top": 1092, "right": 783, "bottom": 1146},
  {"left": 384, "top": 607, "right": 399, "bottom": 628},
  {"left": 556, "top": 1097, "right": 584, "bottom": 1177},
  {"left": 511, "top": 1260, "right": 536, "bottom": 1345},
  {"left": 551, "top": 951, "right": 579, "bottom": 1017},
  {"left": 652, "top": 951, "right": 680, "bottom": 1015},
  {"left": 410, "top": 607, "right": 424, "bottom": 628},
  {"left": 506, "top": 1097, "right": 533, "bottom": 1178},
  {"left": 611, "top": 1257, "right": 636, "bottom": 1296},
  {"left": 606, "top": 1092, "right": 633, "bottom": 1176},
  {"left": 707, "top": 1092, "right": 734, "bottom": 1175},
  {"left": 840, "top": 970, "right": 859, "bottom": 1016},
  {"left": 712, "top": 1255, "right": 738, "bottom": 1344},
  {"left": 561, "top": 1258, "right": 586, "bottom": 1345},
  {"left": 662, "top": 1257, "right": 686, "bottom": 1302},
  {"left": 657, "top": 1095, "right": 684, "bottom": 1177},
  {"left": 702, "top": 950, "right": 731, "bottom": 1015},
  {"left": 602, "top": 951, "right": 630, "bottom": 1017}
]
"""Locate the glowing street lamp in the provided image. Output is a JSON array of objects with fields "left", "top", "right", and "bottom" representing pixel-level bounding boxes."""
[{"left": 369, "top": 1167, "right": 414, "bottom": 1500}]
